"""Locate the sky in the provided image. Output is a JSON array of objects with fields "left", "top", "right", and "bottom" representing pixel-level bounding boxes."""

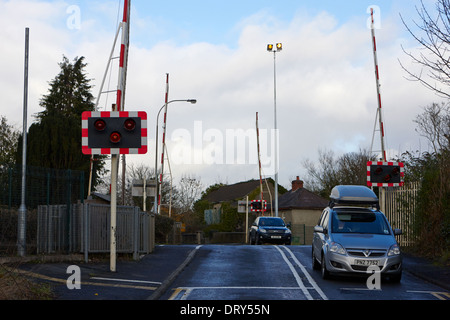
[{"left": 0, "top": 0, "right": 444, "bottom": 191}]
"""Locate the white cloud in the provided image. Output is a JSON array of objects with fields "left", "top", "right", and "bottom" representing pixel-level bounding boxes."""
[{"left": 0, "top": 1, "right": 441, "bottom": 190}]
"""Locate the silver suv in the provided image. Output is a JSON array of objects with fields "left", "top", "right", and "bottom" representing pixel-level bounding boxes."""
[{"left": 312, "top": 185, "right": 402, "bottom": 282}]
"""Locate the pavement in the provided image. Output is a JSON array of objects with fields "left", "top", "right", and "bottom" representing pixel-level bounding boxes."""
[
  {"left": 2, "top": 245, "right": 449, "bottom": 300},
  {"left": 402, "top": 253, "right": 450, "bottom": 291}
]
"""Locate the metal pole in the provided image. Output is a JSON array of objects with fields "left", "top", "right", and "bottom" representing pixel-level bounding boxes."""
[
  {"left": 153, "top": 99, "right": 196, "bottom": 214},
  {"left": 165, "top": 143, "right": 173, "bottom": 217},
  {"left": 143, "top": 178, "right": 146, "bottom": 211},
  {"left": 110, "top": 153, "right": 118, "bottom": 272},
  {"left": 158, "top": 73, "right": 169, "bottom": 214},
  {"left": 245, "top": 196, "right": 249, "bottom": 244},
  {"left": 17, "top": 27, "right": 29, "bottom": 257},
  {"left": 110, "top": 0, "right": 130, "bottom": 272},
  {"left": 154, "top": 108, "right": 160, "bottom": 214},
  {"left": 273, "top": 51, "right": 279, "bottom": 217},
  {"left": 256, "top": 112, "right": 264, "bottom": 211}
]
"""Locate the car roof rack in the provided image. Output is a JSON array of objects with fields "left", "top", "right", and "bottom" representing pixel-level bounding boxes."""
[{"left": 328, "top": 185, "right": 379, "bottom": 209}]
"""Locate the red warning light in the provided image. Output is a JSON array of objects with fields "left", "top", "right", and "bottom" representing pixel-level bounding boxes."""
[
  {"left": 124, "top": 118, "right": 136, "bottom": 131},
  {"left": 94, "top": 119, "right": 106, "bottom": 131},
  {"left": 110, "top": 132, "right": 121, "bottom": 143}
]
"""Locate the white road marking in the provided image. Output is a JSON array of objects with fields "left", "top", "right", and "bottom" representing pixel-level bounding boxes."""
[
  {"left": 90, "top": 276, "right": 162, "bottom": 285},
  {"left": 274, "top": 245, "right": 313, "bottom": 300},
  {"left": 168, "top": 245, "right": 328, "bottom": 300},
  {"left": 281, "top": 246, "right": 329, "bottom": 300},
  {"left": 169, "top": 286, "right": 313, "bottom": 300}
]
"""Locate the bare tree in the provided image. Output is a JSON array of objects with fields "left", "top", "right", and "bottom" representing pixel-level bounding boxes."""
[
  {"left": 399, "top": 0, "right": 450, "bottom": 98},
  {"left": 302, "top": 148, "right": 375, "bottom": 198},
  {"left": 174, "top": 174, "right": 203, "bottom": 213},
  {"left": 414, "top": 102, "right": 450, "bottom": 153}
]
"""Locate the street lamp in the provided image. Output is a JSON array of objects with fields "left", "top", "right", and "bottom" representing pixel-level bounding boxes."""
[
  {"left": 267, "top": 43, "right": 282, "bottom": 217},
  {"left": 154, "top": 99, "right": 196, "bottom": 214}
]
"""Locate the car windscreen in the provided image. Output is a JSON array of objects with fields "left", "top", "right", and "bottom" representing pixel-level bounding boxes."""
[
  {"left": 259, "top": 218, "right": 285, "bottom": 227},
  {"left": 331, "top": 210, "right": 391, "bottom": 235}
]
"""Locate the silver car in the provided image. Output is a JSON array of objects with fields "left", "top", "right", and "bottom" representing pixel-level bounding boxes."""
[{"left": 312, "top": 185, "right": 403, "bottom": 282}]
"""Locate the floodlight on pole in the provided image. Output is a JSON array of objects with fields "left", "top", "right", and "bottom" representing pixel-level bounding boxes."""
[{"left": 266, "top": 42, "right": 282, "bottom": 217}]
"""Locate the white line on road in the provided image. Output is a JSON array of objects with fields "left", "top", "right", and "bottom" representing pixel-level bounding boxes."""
[
  {"left": 274, "top": 245, "right": 313, "bottom": 300},
  {"left": 281, "top": 246, "right": 328, "bottom": 300},
  {"left": 90, "top": 277, "right": 162, "bottom": 285},
  {"left": 169, "top": 286, "right": 314, "bottom": 300}
]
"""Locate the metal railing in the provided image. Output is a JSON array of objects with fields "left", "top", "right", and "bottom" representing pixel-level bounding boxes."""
[
  {"left": 381, "top": 182, "right": 420, "bottom": 247},
  {"left": 37, "top": 203, "right": 155, "bottom": 261}
]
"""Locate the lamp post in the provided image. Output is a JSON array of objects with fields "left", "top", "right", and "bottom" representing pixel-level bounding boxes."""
[
  {"left": 267, "top": 43, "right": 282, "bottom": 217},
  {"left": 154, "top": 99, "right": 197, "bottom": 214}
]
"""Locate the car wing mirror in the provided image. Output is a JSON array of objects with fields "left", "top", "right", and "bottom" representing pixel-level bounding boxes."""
[
  {"left": 314, "top": 226, "right": 326, "bottom": 234},
  {"left": 393, "top": 228, "right": 402, "bottom": 235},
  {"left": 314, "top": 226, "right": 323, "bottom": 233}
]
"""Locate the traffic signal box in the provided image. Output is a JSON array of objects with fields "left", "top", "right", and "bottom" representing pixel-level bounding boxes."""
[
  {"left": 367, "top": 161, "right": 404, "bottom": 187},
  {"left": 82, "top": 111, "right": 147, "bottom": 155},
  {"left": 250, "top": 200, "right": 267, "bottom": 213}
]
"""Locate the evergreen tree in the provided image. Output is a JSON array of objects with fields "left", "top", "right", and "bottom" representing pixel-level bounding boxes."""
[
  {"left": 0, "top": 116, "right": 20, "bottom": 166},
  {"left": 19, "top": 56, "right": 106, "bottom": 191}
]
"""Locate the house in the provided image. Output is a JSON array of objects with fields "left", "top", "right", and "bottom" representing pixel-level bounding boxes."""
[
  {"left": 278, "top": 177, "right": 328, "bottom": 244},
  {"left": 203, "top": 179, "right": 276, "bottom": 224},
  {"left": 86, "top": 192, "right": 111, "bottom": 204}
]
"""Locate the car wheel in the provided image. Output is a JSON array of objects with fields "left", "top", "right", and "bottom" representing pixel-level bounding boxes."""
[
  {"left": 312, "top": 249, "right": 320, "bottom": 270},
  {"left": 321, "top": 254, "right": 330, "bottom": 279}
]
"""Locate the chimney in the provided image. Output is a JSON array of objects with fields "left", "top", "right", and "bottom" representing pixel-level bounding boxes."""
[{"left": 292, "top": 176, "right": 303, "bottom": 191}]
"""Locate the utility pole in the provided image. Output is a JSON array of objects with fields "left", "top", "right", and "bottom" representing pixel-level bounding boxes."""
[
  {"left": 157, "top": 73, "right": 169, "bottom": 215},
  {"left": 17, "top": 27, "right": 29, "bottom": 257},
  {"left": 255, "top": 112, "right": 264, "bottom": 212}
]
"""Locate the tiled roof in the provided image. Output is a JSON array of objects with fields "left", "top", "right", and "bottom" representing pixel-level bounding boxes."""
[
  {"left": 205, "top": 180, "right": 263, "bottom": 203},
  {"left": 278, "top": 187, "right": 328, "bottom": 210}
]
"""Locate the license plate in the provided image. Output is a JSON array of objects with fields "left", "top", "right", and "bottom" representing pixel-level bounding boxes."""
[
  {"left": 271, "top": 236, "right": 281, "bottom": 239},
  {"left": 355, "top": 259, "right": 379, "bottom": 266}
]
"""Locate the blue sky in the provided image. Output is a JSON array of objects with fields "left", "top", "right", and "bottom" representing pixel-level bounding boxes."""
[
  {"left": 70, "top": 0, "right": 429, "bottom": 48},
  {"left": 0, "top": 0, "right": 443, "bottom": 189}
]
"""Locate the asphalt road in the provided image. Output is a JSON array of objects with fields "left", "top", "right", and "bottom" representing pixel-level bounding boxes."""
[
  {"left": 160, "top": 245, "right": 448, "bottom": 301},
  {"left": 16, "top": 244, "right": 449, "bottom": 302}
]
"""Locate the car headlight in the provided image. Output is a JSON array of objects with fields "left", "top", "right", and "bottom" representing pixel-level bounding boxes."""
[
  {"left": 285, "top": 229, "right": 291, "bottom": 234},
  {"left": 388, "top": 244, "right": 401, "bottom": 256},
  {"left": 329, "top": 242, "right": 346, "bottom": 255},
  {"left": 259, "top": 228, "right": 267, "bottom": 233}
]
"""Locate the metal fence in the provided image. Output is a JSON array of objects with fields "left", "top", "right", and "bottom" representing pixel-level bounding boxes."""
[
  {"left": 37, "top": 203, "right": 155, "bottom": 261},
  {"left": 0, "top": 164, "right": 85, "bottom": 209},
  {"left": 381, "top": 182, "right": 420, "bottom": 247}
]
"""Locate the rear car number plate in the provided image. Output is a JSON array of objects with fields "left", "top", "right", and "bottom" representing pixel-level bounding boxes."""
[{"left": 355, "top": 259, "right": 379, "bottom": 266}]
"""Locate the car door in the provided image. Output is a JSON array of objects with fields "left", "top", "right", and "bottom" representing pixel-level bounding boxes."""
[
  {"left": 250, "top": 217, "right": 259, "bottom": 242},
  {"left": 313, "top": 209, "right": 329, "bottom": 258}
]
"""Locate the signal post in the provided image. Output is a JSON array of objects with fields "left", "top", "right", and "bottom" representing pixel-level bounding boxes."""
[{"left": 82, "top": 110, "right": 147, "bottom": 271}]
